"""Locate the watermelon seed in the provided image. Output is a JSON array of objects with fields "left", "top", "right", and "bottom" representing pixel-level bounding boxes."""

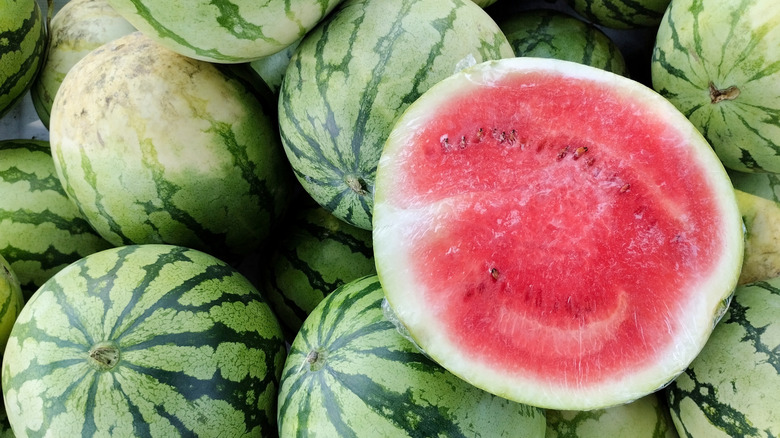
[
  {"left": 475, "top": 128, "right": 484, "bottom": 142},
  {"left": 572, "top": 146, "right": 588, "bottom": 159},
  {"left": 459, "top": 135, "right": 467, "bottom": 149},
  {"left": 490, "top": 268, "right": 500, "bottom": 280},
  {"left": 708, "top": 81, "right": 740, "bottom": 104},
  {"left": 507, "top": 129, "right": 518, "bottom": 145},
  {"left": 492, "top": 128, "right": 506, "bottom": 143},
  {"left": 441, "top": 135, "right": 451, "bottom": 151},
  {"left": 557, "top": 146, "right": 569, "bottom": 160},
  {"left": 620, "top": 183, "right": 631, "bottom": 193}
]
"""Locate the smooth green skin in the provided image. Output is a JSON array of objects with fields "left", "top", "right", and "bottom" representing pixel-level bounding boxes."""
[
  {"left": 261, "top": 201, "right": 375, "bottom": 340},
  {"left": 546, "top": 392, "right": 679, "bottom": 438},
  {"left": 0, "top": 254, "right": 23, "bottom": 353},
  {"left": 30, "top": 0, "right": 137, "bottom": 128},
  {"left": 278, "top": 274, "right": 547, "bottom": 437},
  {"left": 2, "top": 244, "right": 286, "bottom": 437},
  {"left": 651, "top": 0, "right": 780, "bottom": 173},
  {"left": 279, "top": 0, "right": 514, "bottom": 230},
  {"left": 566, "top": 0, "right": 670, "bottom": 29},
  {"left": 106, "top": 0, "right": 344, "bottom": 63},
  {"left": 0, "top": 0, "right": 46, "bottom": 118},
  {"left": 666, "top": 278, "right": 780, "bottom": 437},
  {"left": 497, "top": 9, "right": 628, "bottom": 77},
  {"left": 0, "top": 139, "right": 112, "bottom": 300},
  {"left": 50, "top": 32, "right": 293, "bottom": 262}
]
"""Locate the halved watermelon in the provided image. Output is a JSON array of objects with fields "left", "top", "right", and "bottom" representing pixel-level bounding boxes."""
[{"left": 373, "top": 57, "right": 744, "bottom": 411}]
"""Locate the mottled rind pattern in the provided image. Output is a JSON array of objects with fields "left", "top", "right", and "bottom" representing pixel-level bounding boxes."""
[{"left": 0, "top": 0, "right": 46, "bottom": 118}]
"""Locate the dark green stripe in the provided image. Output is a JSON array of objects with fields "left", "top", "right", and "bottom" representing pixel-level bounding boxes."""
[{"left": 0, "top": 3, "right": 44, "bottom": 96}]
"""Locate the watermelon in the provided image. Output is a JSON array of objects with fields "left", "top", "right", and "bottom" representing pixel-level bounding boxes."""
[
  {"left": 651, "top": 0, "right": 780, "bottom": 173},
  {"left": 495, "top": 8, "right": 629, "bottom": 77},
  {"left": 249, "top": 37, "right": 302, "bottom": 96},
  {"left": 277, "top": 274, "right": 547, "bottom": 436},
  {"left": 260, "top": 199, "right": 376, "bottom": 340},
  {"left": 2, "top": 244, "right": 286, "bottom": 436},
  {"left": 30, "top": 0, "right": 137, "bottom": 128},
  {"left": 0, "top": 253, "right": 23, "bottom": 352},
  {"left": 666, "top": 277, "right": 780, "bottom": 437},
  {"left": 49, "top": 31, "right": 293, "bottom": 263},
  {"left": 0, "top": 0, "right": 46, "bottom": 118},
  {"left": 546, "top": 392, "right": 679, "bottom": 438},
  {"left": 0, "top": 139, "right": 112, "bottom": 300},
  {"left": 105, "top": 0, "right": 344, "bottom": 63},
  {"left": 372, "top": 57, "right": 744, "bottom": 411},
  {"left": 278, "top": 0, "right": 514, "bottom": 230},
  {"left": 733, "top": 189, "right": 780, "bottom": 285},
  {"left": 565, "top": 0, "right": 670, "bottom": 29}
]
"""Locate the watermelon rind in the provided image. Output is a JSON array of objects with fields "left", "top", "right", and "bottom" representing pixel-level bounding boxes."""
[
  {"left": 0, "top": 0, "right": 46, "bottom": 119},
  {"left": 105, "top": 0, "right": 345, "bottom": 63},
  {"left": 1, "top": 244, "right": 286, "bottom": 436},
  {"left": 373, "top": 57, "right": 744, "bottom": 410},
  {"left": 278, "top": 0, "right": 515, "bottom": 230},
  {"left": 651, "top": 0, "right": 780, "bottom": 173},
  {"left": 277, "top": 274, "right": 547, "bottom": 437},
  {"left": 565, "top": 0, "right": 671, "bottom": 29},
  {"left": 666, "top": 278, "right": 780, "bottom": 437},
  {"left": 30, "top": 0, "right": 137, "bottom": 128}
]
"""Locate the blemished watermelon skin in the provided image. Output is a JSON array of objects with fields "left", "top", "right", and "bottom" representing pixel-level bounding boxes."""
[
  {"left": 49, "top": 31, "right": 293, "bottom": 263},
  {"left": 1, "top": 244, "right": 287, "bottom": 437},
  {"left": 665, "top": 278, "right": 780, "bottom": 437},
  {"left": 277, "top": 274, "right": 547, "bottom": 437},
  {"left": 496, "top": 9, "right": 628, "bottom": 77},
  {"left": 565, "top": 0, "right": 671, "bottom": 29},
  {"left": 278, "top": 0, "right": 514, "bottom": 230},
  {"left": 372, "top": 57, "right": 744, "bottom": 411},
  {"left": 105, "top": 0, "right": 344, "bottom": 63},
  {"left": 261, "top": 201, "right": 376, "bottom": 340},
  {"left": 651, "top": 0, "right": 780, "bottom": 173},
  {"left": 30, "top": 0, "right": 137, "bottom": 128},
  {"left": 0, "top": 0, "right": 46, "bottom": 118},
  {"left": 0, "top": 139, "right": 112, "bottom": 300}
]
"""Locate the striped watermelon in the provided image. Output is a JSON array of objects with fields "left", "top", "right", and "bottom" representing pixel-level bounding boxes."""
[
  {"left": 665, "top": 278, "right": 780, "bottom": 437},
  {"left": 279, "top": 0, "right": 514, "bottom": 230},
  {"left": 260, "top": 199, "right": 376, "bottom": 340},
  {"left": 105, "top": 0, "right": 344, "bottom": 63},
  {"left": 546, "top": 392, "right": 679, "bottom": 438},
  {"left": 0, "top": 253, "right": 23, "bottom": 352},
  {"left": 565, "top": 0, "right": 671, "bottom": 29},
  {"left": 1, "top": 244, "right": 286, "bottom": 436},
  {"left": 733, "top": 189, "right": 780, "bottom": 285},
  {"left": 49, "top": 31, "right": 293, "bottom": 262},
  {"left": 496, "top": 8, "right": 628, "bottom": 77},
  {"left": 277, "top": 274, "right": 547, "bottom": 436},
  {"left": 0, "top": 139, "right": 112, "bottom": 300},
  {"left": 30, "top": 0, "right": 136, "bottom": 128},
  {"left": 651, "top": 0, "right": 780, "bottom": 173},
  {"left": 0, "top": 0, "right": 46, "bottom": 118}
]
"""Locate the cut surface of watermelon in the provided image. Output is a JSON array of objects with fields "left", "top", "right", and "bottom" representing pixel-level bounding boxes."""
[{"left": 373, "top": 57, "right": 744, "bottom": 411}]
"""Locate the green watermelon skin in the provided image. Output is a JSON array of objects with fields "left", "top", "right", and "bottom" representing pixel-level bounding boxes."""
[
  {"left": 2, "top": 244, "right": 286, "bottom": 437},
  {"left": 0, "top": 139, "right": 112, "bottom": 300},
  {"left": 261, "top": 201, "right": 376, "bottom": 340},
  {"left": 278, "top": 0, "right": 514, "bottom": 230},
  {"left": 0, "top": 0, "right": 46, "bottom": 118},
  {"left": 651, "top": 0, "right": 780, "bottom": 173},
  {"left": 106, "top": 0, "right": 344, "bottom": 63},
  {"left": 277, "top": 274, "right": 547, "bottom": 437},
  {"left": 666, "top": 278, "right": 780, "bottom": 437},
  {"left": 496, "top": 9, "right": 628, "bottom": 77},
  {"left": 565, "top": 0, "right": 671, "bottom": 29}
]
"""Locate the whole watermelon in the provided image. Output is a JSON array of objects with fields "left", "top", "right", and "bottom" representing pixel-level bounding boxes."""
[
  {"left": 565, "top": 0, "right": 671, "bottom": 29},
  {"left": 278, "top": 0, "right": 514, "bottom": 230},
  {"left": 0, "top": 0, "right": 46, "bottom": 118},
  {"left": 49, "top": 31, "right": 293, "bottom": 263},
  {"left": 2, "top": 244, "right": 286, "bottom": 436},
  {"left": 277, "top": 274, "right": 547, "bottom": 436}
]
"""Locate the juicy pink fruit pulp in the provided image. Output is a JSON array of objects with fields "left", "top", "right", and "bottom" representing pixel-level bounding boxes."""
[{"left": 389, "top": 72, "right": 722, "bottom": 387}]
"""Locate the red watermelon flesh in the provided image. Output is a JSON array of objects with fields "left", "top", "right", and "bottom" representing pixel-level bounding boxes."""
[{"left": 373, "top": 58, "right": 744, "bottom": 411}]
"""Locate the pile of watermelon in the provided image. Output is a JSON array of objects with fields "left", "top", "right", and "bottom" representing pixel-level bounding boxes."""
[{"left": 1, "top": 0, "right": 778, "bottom": 436}]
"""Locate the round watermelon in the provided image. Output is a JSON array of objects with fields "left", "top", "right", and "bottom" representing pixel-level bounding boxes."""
[
  {"left": 277, "top": 274, "right": 547, "bottom": 436},
  {"left": 0, "top": 139, "right": 113, "bottom": 300},
  {"left": 666, "top": 277, "right": 780, "bottom": 437},
  {"left": 372, "top": 57, "right": 744, "bottom": 411},
  {"left": 565, "top": 0, "right": 671, "bottom": 29},
  {"left": 0, "top": 0, "right": 46, "bottom": 118},
  {"left": 0, "top": 253, "right": 23, "bottom": 352},
  {"left": 278, "top": 0, "right": 514, "bottom": 230},
  {"left": 651, "top": 0, "right": 780, "bottom": 173},
  {"left": 49, "top": 31, "right": 293, "bottom": 263},
  {"left": 733, "top": 189, "right": 780, "bottom": 285},
  {"left": 30, "top": 0, "right": 137, "bottom": 128},
  {"left": 105, "top": 0, "right": 344, "bottom": 63},
  {"left": 2, "top": 244, "right": 286, "bottom": 436}
]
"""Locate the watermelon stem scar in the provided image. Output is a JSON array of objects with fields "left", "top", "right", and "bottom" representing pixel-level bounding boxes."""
[
  {"left": 709, "top": 81, "right": 740, "bottom": 104},
  {"left": 88, "top": 341, "right": 120, "bottom": 370},
  {"left": 345, "top": 175, "right": 369, "bottom": 196},
  {"left": 300, "top": 349, "right": 327, "bottom": 372}
]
